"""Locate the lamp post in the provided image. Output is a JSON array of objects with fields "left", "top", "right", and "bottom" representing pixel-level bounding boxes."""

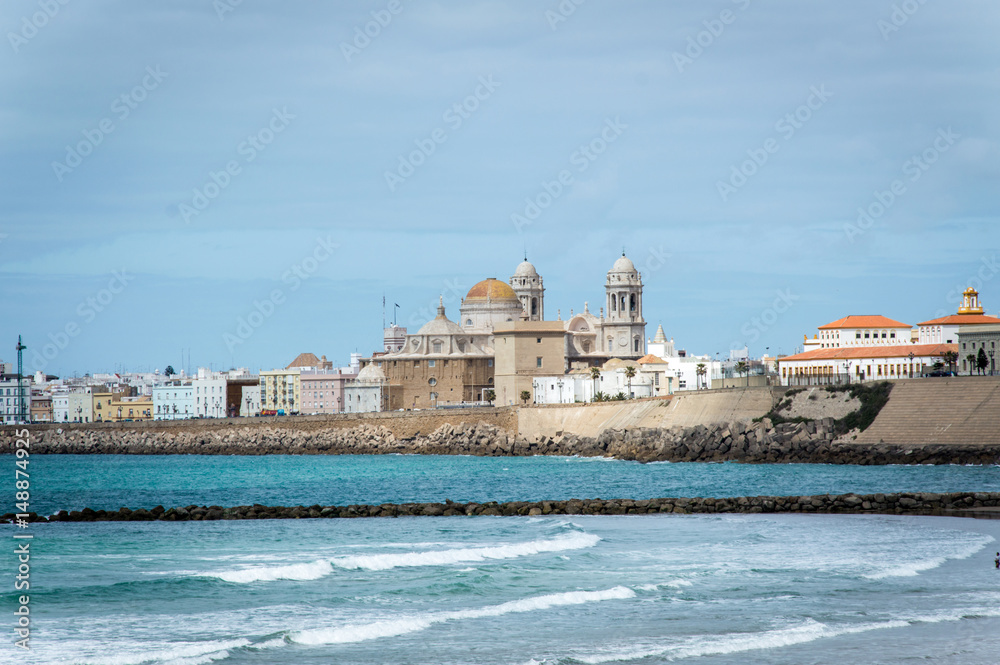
[
  {"left": 843, "top": 361, "right": 851, "bottom": 385},
  {"left": 907, "top": 352, "right": 914, "bottom": 379},
  {"left": 990, "top": 348, "right": 995, "bottom": 377},
  {"left": 557, "top": 379, "right": 564, "bottom": 404}
]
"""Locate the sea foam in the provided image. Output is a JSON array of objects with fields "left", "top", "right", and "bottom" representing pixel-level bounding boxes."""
[
  {"left": 202, "top": 532, "right": 600, "bottom": 583},
  {"left": 290, "top": 586, "right": 635, "bottom": 646}
]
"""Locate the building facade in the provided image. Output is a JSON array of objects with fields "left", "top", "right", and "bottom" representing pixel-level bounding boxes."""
[{"left": 153, "top": 382, "right": 194, "bottom": 420}]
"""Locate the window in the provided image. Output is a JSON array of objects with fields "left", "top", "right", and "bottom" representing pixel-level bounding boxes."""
[
  {"left": 428, "top": 378, "right": 437, "bottom": 386},
  {"left": 890, "top": 332, "right": 896, "bottom": 339},
  {"left": 537, "top": 338, "right": 542, "bottom": 344},
  {"left": 433, "top": 342, "right": 442, "bottom": 353},
  {"left": 536, "top": 357, "right": 543, "bottom": 368},
  {"left": 856, "top": 332, "right": 861, "bottom": 339},
  {"left": 864, "top": 332, "right": 870, "bottom": 339},
  {"left": 487, "top": 359, "right": 493, "bottom": 367},
  {"left": 428, "top": 360, "right": 436, "bottom": 367}
]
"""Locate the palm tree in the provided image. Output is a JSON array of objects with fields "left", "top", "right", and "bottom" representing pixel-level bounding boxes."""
[
  {"left": 735, "top": 361, "right": 748, "bottom": 385},
  {"left": 966, "top": 353, "right": 976, "bottom": 376},
  {"left": 942, "top": 350, "right": 959, "bottom": 376},
  {"left": 519, "top": 390, "right": 531, "bottom": 405},
  {"left": 624, "top": 366, "right": 636, "bottom": 398},
  {"left": 696, "top": 363, "right": 706, "bottom": 390},
  {"left": 589, "top": 366, "right": 601, "bottom": 402}
]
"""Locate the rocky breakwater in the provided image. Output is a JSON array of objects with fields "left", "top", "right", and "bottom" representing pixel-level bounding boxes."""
[
  {"left": 526, "top": 418, "right": 1000, "bottom": 465},
  {"left": 4, "top": 417, "right": 999, "bottom": 464},
  {"left": 7, "top": 491, "right": 998, "bottom": 524},
  {"left": 0, "top": 421, "right": 517, "bottom": 456}
]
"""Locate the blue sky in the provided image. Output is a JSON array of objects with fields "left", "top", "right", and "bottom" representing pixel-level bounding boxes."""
[{"left": 2, "top": 0, "right": 999, "bottom": 376}]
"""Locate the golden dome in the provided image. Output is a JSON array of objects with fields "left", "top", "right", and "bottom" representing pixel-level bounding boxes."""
[{"left": 465, "top": 278, "right": 519, "bottom": 303}]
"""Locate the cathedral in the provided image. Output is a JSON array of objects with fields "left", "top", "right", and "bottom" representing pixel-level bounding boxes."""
[{"left": 364, "top": 254, "right": 647, "bottom": 409}]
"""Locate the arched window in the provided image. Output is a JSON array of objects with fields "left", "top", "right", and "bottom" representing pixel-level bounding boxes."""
[
  {"left": 531, "top": 298, "right": 538, "bottom": 315},
  {"left": 630, "top": 294, "right": 636, "bottom": 312}
]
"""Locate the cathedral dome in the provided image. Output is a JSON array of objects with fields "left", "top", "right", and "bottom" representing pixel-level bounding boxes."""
[
  {"left": 356, "top": 363, "right": 385, "bottom": 382},
  {"left": 465, "top": 278, "right": 520, "bottom": 303},
  {"left": 513, "top": 260, "right": 538, "bottom": 277},
  {"left": 610, "top": 254, "right": 637, "bottom": 274}
]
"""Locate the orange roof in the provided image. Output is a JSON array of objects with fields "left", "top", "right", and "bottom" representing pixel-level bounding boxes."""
[
  {"left": 917, "top": 314, "right": 1000, "bottom": 326},
  {"left": 781, "top": 343, "right": 956, "bottom": 362},
  {"left": 636, "top": 354, "right": 667, "bottom": 364},
  {"left": 465, "top": 278, "right": 519, "bottom": 302},
  {"left": 818, "top": 315, "right": 911, "bottom": 330},
  {"left": 286, "top": 352, "right": 321, "bottom": 369}
]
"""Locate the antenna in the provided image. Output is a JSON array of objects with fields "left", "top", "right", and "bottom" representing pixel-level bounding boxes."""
[{"left": 16, "top": 336, "right": 27, "bottom": 424}]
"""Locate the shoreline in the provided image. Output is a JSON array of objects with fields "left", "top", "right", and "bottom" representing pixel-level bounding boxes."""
[{"left": 6, "top": 491, "right": 998, "bottom": 523}]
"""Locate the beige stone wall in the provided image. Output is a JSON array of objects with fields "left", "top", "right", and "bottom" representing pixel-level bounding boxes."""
[
  {"left": 383, "top": 357, "right": 493, "bottom": 408},
  {"left": 494, "top": 321, "right": 566, "bottom": 406}
]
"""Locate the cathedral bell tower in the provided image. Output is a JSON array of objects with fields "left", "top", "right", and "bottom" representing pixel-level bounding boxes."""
[
  {"left": 604, "top": 253, "right": 645, "bottom": 358},
  {"left": 510, "top": 258, "right": 544, "bottom": 321}
]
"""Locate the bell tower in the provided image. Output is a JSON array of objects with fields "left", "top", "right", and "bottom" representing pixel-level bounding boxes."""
[
  {"left": 510, "top": 257, "right": 544, "bottom": 321},
  {"left": 603, "top": 253, "right": 645, "bottom": 358}
]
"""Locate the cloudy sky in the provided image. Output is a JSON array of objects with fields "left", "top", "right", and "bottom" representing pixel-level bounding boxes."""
[{"left": 2, "top": 0, "right": 998, "bottom": 376}]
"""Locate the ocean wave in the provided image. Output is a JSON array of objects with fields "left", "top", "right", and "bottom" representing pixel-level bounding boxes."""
[
  {"left": 198, "top": 532, "right": 600, "bottom": 583},
  {"left": 290, "top": 586, "right": 635, "bottom": 646},
  {"left": 862, "top": 533, "right": 992, "bottom": 579},
  {"left": 74, "top": 638, "right": 250, "bottom": 665}
]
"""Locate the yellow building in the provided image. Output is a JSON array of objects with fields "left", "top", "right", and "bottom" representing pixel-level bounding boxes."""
[
  {"left": 260, "top": 368, "right": 301, "bottom": 414},
  {"left": 92, "top": 392, "right": 153, "bottom": 421}
]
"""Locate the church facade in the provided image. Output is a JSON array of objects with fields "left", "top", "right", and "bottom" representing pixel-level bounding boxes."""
[{"left": 363, "top": 254, "right": 647, "bottom": 408}]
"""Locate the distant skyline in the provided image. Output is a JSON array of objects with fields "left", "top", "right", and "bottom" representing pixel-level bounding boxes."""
[{"left": 2, "top": 1, "right": 999, "bottom": 377}]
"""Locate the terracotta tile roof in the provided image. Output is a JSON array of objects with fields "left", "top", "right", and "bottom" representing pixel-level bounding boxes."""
[
  {"left": 917, "top": 314, "right": 1000, "bottom": 326},
  {"left": 636, "top": 354, "right": 667, "bottom": 364},
  {"left": 780, "top": 343, "right": 957, "bottom": 362},
  {"left": 817, "top": 315, "right": 911, "bottom": 330},
  {"left": 286, "top": 352, "right": 321, "bottom": 369}
]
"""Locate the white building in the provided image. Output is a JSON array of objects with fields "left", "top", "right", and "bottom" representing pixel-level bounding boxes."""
[
  {"left": 0, "top": 378, "right": 31, "bottom": 425},
  {"left": 192, "top": 368, "right": 228, "bottom": 418},
  {"left": 343, "top": 363, "right": 386, "bottom": 413},
  {"left": 240, "top": 384, "right": 261, "bottom": 417},
  {"left": 67, "top": 390, "right": 93, "bottom": 422},
  {"left": 532, "top": 362, "right": 656, "bottom": 404},
  {"left": 917, "top": 288, "right": 1000, "bottom": 344},
  {"left": 644, "top": 324, "right": 721, "bottom": 391},
  {"left": 153, "top": 382, "right": 194, "bottom": 420},
  {"left": 809, "top": 315, "right": 912, "bottom": 349},
  {"left": 52, "top": 388, "right": 69, "bottom": 423}
]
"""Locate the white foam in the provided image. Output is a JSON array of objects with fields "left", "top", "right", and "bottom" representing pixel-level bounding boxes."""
[
  {"left": 863, "top": 533, "right": 992, "bottom": 579},
  {"left": 199, "top": 532, "right": 599, "bottom": 583},
  {"left": 572, "top": 618, "right": 910, "bottom": 664},
  {"left": 331, "top": 532, "right": 601, "bottom": 571},
  {"left": 637, "top": 579, "right": 693, "bottom": 591},
  {"left": 291, "top": 586, "right": 635, "bottom": 646},
  {"left": 77, "top": 639, "right": 250, "bottom": 665},
  {"left": 201, "top": 559, "right": 333, "bottom": 583}
]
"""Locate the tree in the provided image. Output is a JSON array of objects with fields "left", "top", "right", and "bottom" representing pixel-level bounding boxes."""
[
  {"left": 519, "top": 390, "right": 531, "bottom": 405},
  {"left": 624, "top": 366, "right": 636, "bottom": 398},
  {"left": 735, "top": 361, "right": 748, "bottom": 384},
  {"left": 589, "top": 366, "right": 601, "bottom": 401},
  {"left": 977, "top": 347, "right": 989, "bottom": 375},
  {"left": 164, "top": 365, "right": 175, "bottom": 377},
  {"left": 484, "top": 389, "right": 495, "bottom": 403},
  {"left": 966, "top": 354, "right": 976, "bottom": 375},
  {"left": 942, "top": 350, "right": 958, "bottom": 375},
  {"left": 696, "top": 363, "right": 706, "bottom": 390}
]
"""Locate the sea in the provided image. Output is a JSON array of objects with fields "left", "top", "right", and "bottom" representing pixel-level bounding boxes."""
[{"left": 5, "top": 454, "right": 1000, "bottom": 665}]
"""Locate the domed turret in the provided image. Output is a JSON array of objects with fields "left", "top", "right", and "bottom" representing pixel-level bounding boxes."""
[{"left": 510, "top": 258, "right": 545, "bottom": 321}]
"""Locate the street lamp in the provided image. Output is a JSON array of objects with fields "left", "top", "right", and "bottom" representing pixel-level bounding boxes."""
[
  {"left": 843, "top": 361, "right": 851, "bottom": 385},
  {"left": 990, "top": 348, "right": 995, "bottom": 376},
  {"left": 907, "top": 352, "right": 914, "bottom": 379}
]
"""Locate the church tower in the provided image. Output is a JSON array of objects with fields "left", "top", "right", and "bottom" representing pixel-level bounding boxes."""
[
  {"left": 510, "top": 258, "right": 545, "bottom": 321},
  {"left": 603, "top": 252, "right": 645, "bottom": 357}
]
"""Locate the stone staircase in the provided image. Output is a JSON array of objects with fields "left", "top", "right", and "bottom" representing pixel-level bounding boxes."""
[{"left": 853, "top": 377, "right": 1000, "bottom": 446}]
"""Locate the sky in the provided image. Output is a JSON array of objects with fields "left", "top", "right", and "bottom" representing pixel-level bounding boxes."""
[{"left": 2, "top": 0, "right": 999, "bottom": 377}]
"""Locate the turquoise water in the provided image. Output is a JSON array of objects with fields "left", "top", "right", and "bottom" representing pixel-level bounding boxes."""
[
  {"left": 5, "top": 455, "right": 1000, "bottom": 664},
  {"left": 17, "top": 454, "right": 1000, "bottom": 514}
]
